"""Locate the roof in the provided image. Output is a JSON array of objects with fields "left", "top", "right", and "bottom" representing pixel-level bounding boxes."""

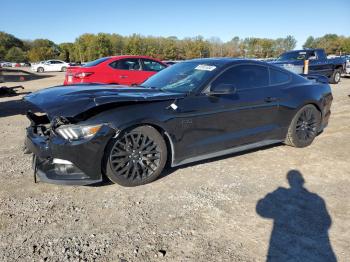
[
  {"left": 184, "top": 57, "right": 271, "bottom": 67},
  {"left": 283, "top": 48, "right": 324, "bottom": 53}
]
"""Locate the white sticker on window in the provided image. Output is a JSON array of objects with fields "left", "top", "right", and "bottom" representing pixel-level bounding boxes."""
[{"left": 195, "top": 64, "right": 216, "bottom": 71}]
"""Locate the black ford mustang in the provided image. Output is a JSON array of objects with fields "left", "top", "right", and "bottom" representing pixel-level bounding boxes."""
[{"left": 24, "top": 59, "right": 332, "bottom": 186}]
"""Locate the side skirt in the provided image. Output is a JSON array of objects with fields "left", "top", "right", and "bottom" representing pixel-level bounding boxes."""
[{"left": 172, "top": 139, "right": 283, "bottom": 167}]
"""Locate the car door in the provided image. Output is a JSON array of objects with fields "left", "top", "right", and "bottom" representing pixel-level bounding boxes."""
[
  {"left": 172, "top": 64, "right": 282, "bottom": 163},
  {"left": 44, "top": 60, "right": 55, "bottom": 71},
  {"left": 53, "top": 60, "right": 64, "bottom": 71},
  {"left": 109, "top": 58, "right": 144, "bottom": 85},
  {"left": 140, "top": 59, "right": 166, "bottom": 81},
  {"left": 308, "top": 50, "right": 333, "bottom": 77}
]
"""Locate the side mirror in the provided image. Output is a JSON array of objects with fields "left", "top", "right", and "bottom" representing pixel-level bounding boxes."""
[{"left": 209, "top": 83, "right": 237, "bottom": 95}]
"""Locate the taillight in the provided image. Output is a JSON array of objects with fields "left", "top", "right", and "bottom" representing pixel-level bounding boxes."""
[{"left": 74, "top": 72, "right": 94, "bottom": 79}]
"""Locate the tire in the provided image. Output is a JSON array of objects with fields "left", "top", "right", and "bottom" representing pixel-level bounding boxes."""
[
  {"left": 61, "top": 67, "right": 67, "bottom": 72},
  {"left": 105, "top": 125, "right": 167, "bottom": 186},
  {"left": 329, "top": 68, "right": 341, "bottom": 84},
  {"left": 37, "top": 67, "right": 44, "bottom": 73},
  {"left": 285, "top": 104, "right": 321, "bottom": 148}
]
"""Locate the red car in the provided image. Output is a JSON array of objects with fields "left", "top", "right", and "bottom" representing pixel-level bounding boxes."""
[{"left": 64, "top": 56, "right": 167, "bottom": 86}]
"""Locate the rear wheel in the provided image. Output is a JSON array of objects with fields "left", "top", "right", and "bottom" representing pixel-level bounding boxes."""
[
  {"left": 285, "top": 104, "right": 321, "bottom": 148},
  {"left": 329, "top": 68, "right": 341, "bottom": 84},
  {"left": 105, "top": 125, "right": 167, "bottom": 186},
  {"left": 37, "top": 67, "right": 44, "bottom": 73}
]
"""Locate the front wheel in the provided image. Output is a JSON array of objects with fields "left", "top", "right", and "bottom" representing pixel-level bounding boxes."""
[
  {"left": 37, "top": 67, "right": 44, "bottom": 73},
  {"left": 285, "top": 104, "right": 321, "bottom": 148},
  {"left": 329, "top": 68, "right": 341, "bottom": 84},
  {"left": 105, "top": 125, "right": 167, "bottom": 186},
  {"left": 61, "top": 66, "right": 67, "bottom": 72}
]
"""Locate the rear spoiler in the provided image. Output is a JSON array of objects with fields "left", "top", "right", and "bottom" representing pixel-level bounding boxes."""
[{"left": 300, "top": 74, "right": 329, "bottom": 84}]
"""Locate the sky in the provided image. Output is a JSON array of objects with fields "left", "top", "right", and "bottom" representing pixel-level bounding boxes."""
[{"left": 1, "top": 0, "right": 349, "bottom": 49}]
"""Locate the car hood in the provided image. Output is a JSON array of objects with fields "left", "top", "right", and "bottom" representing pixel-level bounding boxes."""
[{"left": 24, "top": 84, "right": 185, "bottom": 119}]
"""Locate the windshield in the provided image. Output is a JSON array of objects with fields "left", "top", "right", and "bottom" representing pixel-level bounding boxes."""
[
  {"left": 141, "top": 62, "right": 219, "bottom": 93},
  {"left": 277, "top": 52, "right": 307, "bottom": 61},
  {"left": 83, "top": 57, "right": 110, "bottom": 67}
]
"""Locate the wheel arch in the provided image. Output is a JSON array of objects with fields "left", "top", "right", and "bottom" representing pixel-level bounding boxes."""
[
  {"left": 296, "top": 100, "right": 322, "bottom": 118},
  {"left": 335, "top": 65, "right": 343, "bottom": 70},
  {"left": 100, "top": 122, "right": 175, "bottom": 178}
]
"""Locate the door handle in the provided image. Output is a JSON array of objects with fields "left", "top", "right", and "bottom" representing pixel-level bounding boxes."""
[
  {"left": 264, "top": 97, "right": 278, "bottom": 103},
  {"left": 119, "top": 75, "right": 128, "bottom": 79}
]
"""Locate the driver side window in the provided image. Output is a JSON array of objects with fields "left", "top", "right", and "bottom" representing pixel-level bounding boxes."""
[
  {"left": 211, "top": 65, "right": 269, "bottom": 90},
  {"left": 110, "top": 59, "right": 141, "bottom": 70},
  {"left": 142, "top": 59, "right": 166, "bottom": 72}
]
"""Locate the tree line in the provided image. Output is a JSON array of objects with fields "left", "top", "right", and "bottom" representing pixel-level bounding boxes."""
[{"left": 1, "top": 31, "right": 349, "bottom": 63}]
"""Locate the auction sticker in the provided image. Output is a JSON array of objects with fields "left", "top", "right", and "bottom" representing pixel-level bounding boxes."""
[{"left": 195, "top": 64, "right": 216, "bottom": 71}]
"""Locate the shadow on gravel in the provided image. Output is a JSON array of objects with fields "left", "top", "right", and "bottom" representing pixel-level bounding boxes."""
[
  {"left": 159, "top": 143, "right": 282, "bottom": 179},
  {"left": 1, "top": 68, "right": 55, "bottom": 82},
  {"left": 88, "top": 143, "right": 283, "bottom": 187},
  {"left": 0, "top": 98, "right": 35, "bottom": 118},
  {"left": 256, "top": 170, "right": 336, "bottom": 262}
]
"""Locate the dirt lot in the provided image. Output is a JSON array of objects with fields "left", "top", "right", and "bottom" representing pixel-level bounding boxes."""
[{"left": 0, "top": 69, "right": 349, "bottom": 261}]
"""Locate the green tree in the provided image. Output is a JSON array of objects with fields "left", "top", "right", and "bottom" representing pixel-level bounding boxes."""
[
  {"left": 284, "top": 35, "right": 297, "bottom": 51},
  {"left": 109, "top": 33, "right": 125, "bottom": 55},
  {"left": 74, "top": 33, "right": 96, "bottom": 62},
  {"left": 224, "top": 36, "right": 242, "bottom": 57},
  {"left": 303, "top": 36, "right": 315, "bottom": 49},
  {"left": 0, "top": 31, "right": 23, "bottom": 59},
  {"left": 125, "top": 34, "right": 144, "bottom": 55},
  {"left": 27, "top": 39, "right": 59, "bottom": 62},
  {"left": 88, "top": 33, "right": 113, "bottom": 59},
  {"left": 5, "top": 47, "right": 26, "bottom": 62},
  {"left": 58, "top": 42, "right": 74, "bottom": 61},
  {"left": 162, "top": 37, "right": 178, "bottom": 59},
  {"left": 208, "top": 37, "right": 224, "bottom": 57}
]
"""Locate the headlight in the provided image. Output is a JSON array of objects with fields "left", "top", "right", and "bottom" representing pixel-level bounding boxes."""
[{"left": 56, "top": 124, "right": 103, "bottom": 140}]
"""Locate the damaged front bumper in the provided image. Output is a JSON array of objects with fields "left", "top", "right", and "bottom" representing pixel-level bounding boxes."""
[{"left": 25, "top": 121, "right": 115, "bottom": 185}]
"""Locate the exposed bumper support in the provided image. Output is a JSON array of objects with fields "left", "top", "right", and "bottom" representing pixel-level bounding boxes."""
[{"left": 26, "top": 125, "right": 115, "bottom": 185}]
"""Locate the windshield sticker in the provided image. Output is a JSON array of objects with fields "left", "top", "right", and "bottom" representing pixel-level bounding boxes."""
[{"left": 195, "top": 65, "right": 216, "bottom": 71}]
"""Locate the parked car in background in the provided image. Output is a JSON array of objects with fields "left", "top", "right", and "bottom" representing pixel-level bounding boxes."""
[
  {"left": 20, "top": 62, "right": 31, "bottom": 67},
  {"left": 272, "top": 49, "right": 346, "bottom": 84},
  {"left": 25, "top": 59, "right": 332, "bottom": 186},
  {"left": 0, "top": 61, "right": 12, "bottom": 67},
  {"left": 64, "top": 56, "right": 167, "bottom": 86},
  {"left": 31, "top": 60, "right": 70, "bottom": 73}
]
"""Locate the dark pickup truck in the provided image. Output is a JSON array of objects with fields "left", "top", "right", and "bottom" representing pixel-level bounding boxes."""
[{"left": 272, "top": 48, "right": 346, "bottom": 84}]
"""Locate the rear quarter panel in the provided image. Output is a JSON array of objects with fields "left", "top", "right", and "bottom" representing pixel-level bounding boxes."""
[{"left": 278, "top": 79, "right": 332, "bottom": 130}]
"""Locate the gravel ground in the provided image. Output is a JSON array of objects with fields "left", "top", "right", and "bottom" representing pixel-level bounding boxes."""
[{"left": 0, "top": 69, "right": 349, "bottom": 261}]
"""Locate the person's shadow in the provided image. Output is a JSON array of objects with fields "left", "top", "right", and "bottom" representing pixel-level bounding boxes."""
[{"left": 256, "top": 170, "right": 337, "bottom": 262}]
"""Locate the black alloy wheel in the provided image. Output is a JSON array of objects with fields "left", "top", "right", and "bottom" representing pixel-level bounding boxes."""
[
  {"left": 285, "top": 104, "right": 321, "bottom": 148},
  {"left": 105, "top": 125, "right": 167, "bottom": 186}
]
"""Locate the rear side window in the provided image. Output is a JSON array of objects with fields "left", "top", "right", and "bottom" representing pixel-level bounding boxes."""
[
  {"left": 110, "top": 59, "right": 141, "bottom": 70},
  {"left": 142, "top": 59, "right": 166, "bottom": 72},
  {"left": 212, "top": 64, "right": 269, "bottom": 90},
  {"left": 83, "top": 57, "right": 110, "bottom": 67},
  {"left": 270, "top": 68, "right": 290, "bottom": 85}
]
